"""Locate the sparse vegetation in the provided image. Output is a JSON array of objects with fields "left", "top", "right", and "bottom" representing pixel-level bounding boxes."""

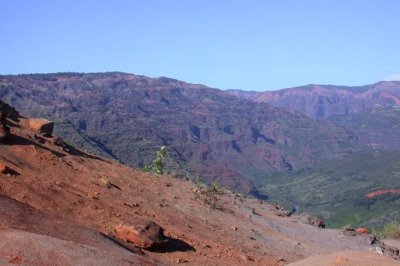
[
  {"left": 257, "top": 151, "right": 400, "bottom": 228},
  {"left": 143, "top": 146, "right": 167, "bottom": 174},
  {"left": 373, "top": 221, "right": 400, "bottom": 240},
  {"left": 205, "top": 180, "right": 224, "bottom": 195}
]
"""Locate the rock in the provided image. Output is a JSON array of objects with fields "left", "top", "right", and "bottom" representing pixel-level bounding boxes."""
[
  {"left": 356, "top": 227, "right": 368, "bottom": 234},
  {"left": 342, "top": 226, "right": 357, "bottom": 237},
  {"left": 231, "top": 225, "right": 238, "bottom": 231},
  {"left": 386, "top": 245, "right": 399, "bottom": 257},
  {"left": 0, "top": 111, "right": 6, "bottom": 125},
  {"left": 114, "top": 220, "right": 167, "bottom": 249},
  {"left": 0, "top": 111, "right": 10, "bottom": 143},
  {"left": 0, "top": 125, "right": 9, "bottom": 143},
  {"left": 28, "top": 118, "right": 54, "bottom": 137},
  {"left": 175, "top": 258, "right": 189, "bottom": 264},
  {"left": 54, "top": 137, "right": 67, "bottom": 148},
  {"left": 376, "top": 246, "right": 384, "bottom": 255},
  {"left": 275, "top": 209, "right": 292, "bottom": 217},
  {"left": 100, "top": 178, "right": 121, "bottom": 189},
  {"left": 374, "top": 242, "right": 400, "bottom": 259},
  {"left": 0, "top": 163, "right": 8, "bottom": 174},
  {"left": 307, "top": 216, "right": 325, "bottom": 228},
  {"left": 343, "top": 224, "right": 353, "bottom": 231},
  {"left": 53, "top": 137, "right": 70, "bottom": 152},
  {"left": 33, "top": 134, "right": 46, "bottom": 144},
  {"left": 0, "top": 101, "right": 20, "bottom": 121},
  {"left": 273, "top": 204, "right": 292, "bottom": 217},
  {"left": 368, "top": 235, "right": 378, "bottom": 245}
]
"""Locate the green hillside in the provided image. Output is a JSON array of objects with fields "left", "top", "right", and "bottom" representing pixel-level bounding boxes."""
[{"left": 257, "top": 151, "right": 400, "bottom": 228}]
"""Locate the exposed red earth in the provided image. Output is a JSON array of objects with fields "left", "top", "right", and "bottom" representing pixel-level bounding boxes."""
[
  {"left": 0, "top": 101, "right": 398, "bottom": 265},
  {"left": 366, "top": 189, "right": 400, "bottom": 198}
]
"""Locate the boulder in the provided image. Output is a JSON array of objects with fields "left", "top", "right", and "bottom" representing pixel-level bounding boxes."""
[
  {"left": 0, "top": 126, "right": 9, "bottom": 143},
  {"left": 0, "top": 111, "right": 10, "bottom": 143},
  {"left": 53, "top": 137, "right": 67, "bottom": 148},
  {"left": 0, "top": 163, "right": 8, "bottom": 174},
  {"left": 377, "top": 243, "right": 400, "bottom": 259},
  {"left": 356, "top": 227, "right": 368, "bottom": 234},
  {"left": 0, "top": 111, "right": 5, "bottom": 124},
  {"left": 114, "top": 220, "right": 167, "bottom": 249},
  {"left": 28, "top": 119, "right": 54, "bottom": 137},
  {"left": 368, "top": 234, "right": 378, "bottom": 245},
  {"left": 273, "top": 204, "right": 292, "bottom": 217},
  {"left": 307, "top": 215, "right": 325, "bottom": 228},
  {"left": 0, "top": 101, "right": 20, "bottom": 121}
]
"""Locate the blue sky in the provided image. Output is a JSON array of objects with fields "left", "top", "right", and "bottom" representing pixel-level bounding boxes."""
[{"left": 1, "top": 0, "right": 399, "bottom": 91}]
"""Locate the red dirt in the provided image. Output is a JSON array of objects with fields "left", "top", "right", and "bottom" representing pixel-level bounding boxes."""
[
  {"left": 366, "top": 189, "right": 400, "bottom": 198},
  {"left": 287, "top": 251, "right": 399, "bottom": 266},
  {"left": 0, "top": 112, "right": 398, "bottom": 265}
]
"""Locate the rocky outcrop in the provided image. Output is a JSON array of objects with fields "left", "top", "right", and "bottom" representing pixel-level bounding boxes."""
[
  {"left": 0, "top": 101, "right": 20, "bottom": 121},
  {"left": 302, "top": 215, "right": 325, "bottom": 228},
  {"left": 28, "top": 118, "right": 54, "bottom": 137},
  {"left": 0, "top": 163, "right": 8, "bottom": 174},
  {"left": 273, "top": 204, "right": 292, "bottom": 217},
  {"left": 0, "top": 111, "right": 10, "bottom": 143},
  {"left": 114, "top": 220, "right": 167, "bottom": 249}
]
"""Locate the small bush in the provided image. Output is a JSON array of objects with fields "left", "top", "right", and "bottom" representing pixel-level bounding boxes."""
[
  {"left": 206, "top": 181, "right": 224, "bottom": 195},
  {"left": 143, "top": 146, "right": 167, "bottom": 174},
  {"left": 373, "top": 221, "right": 400, "bottom": 239}
]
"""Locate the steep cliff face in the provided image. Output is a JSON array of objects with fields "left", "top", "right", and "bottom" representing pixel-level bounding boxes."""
[
  {"left": 328, "top": 105, "right": 400, "bottom": 151},
  {"left": 0, "top": 73, "right": 361, "bottom": 193}
]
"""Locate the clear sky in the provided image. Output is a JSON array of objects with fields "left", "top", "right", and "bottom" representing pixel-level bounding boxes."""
[{"left": 1, "top": 0, "right": 400, "bottom": 91}]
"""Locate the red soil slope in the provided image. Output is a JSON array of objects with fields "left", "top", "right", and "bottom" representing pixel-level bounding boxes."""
[{"left": 0, "top": 104, "right": 397, "bottom": 265}]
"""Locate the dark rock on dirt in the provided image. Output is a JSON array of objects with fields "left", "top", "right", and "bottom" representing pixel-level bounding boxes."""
[
  {"left": 0, "top": 163, "right": 8, "bottom": 174},
  {"left": 114, "top": 220, "right": 167, "bottom": 249},
  {"left": 0, "top": 101, "right": 20, "bottom": 121},
  {"left": 53, "top": 136, "right": 67, "bottom": 148},
  {"left": 368, "top": 234, "right": 378, "bottom": 245},
  {"left": 0, "top": 111, "right": 10, "bottom": 143},
  {"left": 307, "top": 216, "right": 325, "bottom": 228},
  {"left": 28, "top": 118, "right": 54, "bottom": 137},
  {"left": 0, "top": 126, "right": 9, "bottom": 143},
  {"left": 273, "top": 204, "right": 292, "bottom": 217},
  {"left": 376, "top": 243, "right": 400, "bottom": 260}
]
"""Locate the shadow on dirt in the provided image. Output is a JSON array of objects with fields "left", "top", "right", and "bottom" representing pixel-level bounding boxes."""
[{"left": 149, "top": 237, "right": 196, "bottom": 253}]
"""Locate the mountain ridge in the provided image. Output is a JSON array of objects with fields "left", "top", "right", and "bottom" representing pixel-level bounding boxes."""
[
  {"left": 227, "top": 81, "right": 400, "bottom": 119},
  {"left": 0, "top": 72, "right": 363, "bottom": 194}
]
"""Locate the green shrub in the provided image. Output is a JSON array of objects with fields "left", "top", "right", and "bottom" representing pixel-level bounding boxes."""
[
  {"left": 206, "top": 180, "right": 224, "bottom": 195},
  {"left": 373, "top": 221, "right": 400, "bottom": 239},
  {"left": 143, "top": 146, "right": 167, "bottom": 174}
]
